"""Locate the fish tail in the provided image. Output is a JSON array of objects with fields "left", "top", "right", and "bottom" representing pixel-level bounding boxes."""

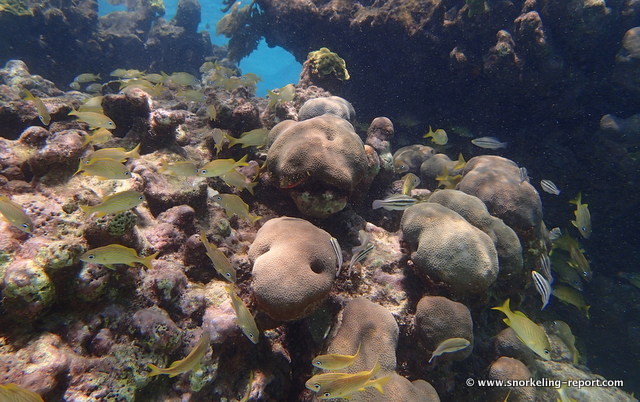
[
  {"left": 245, "top": 182, "right": 258, "bottom": 195},
  {"left": 250, "top": 214, "right": 262, "bottom": 223},
  {"left": 147, "top": 363, "right": 163, "bottom": 377},
  {"left": 23, "top": 89, "right": 35, "bottom": 100},
  {"left": 569, "top": 192, "right": 582, "bottom": 206},
  {"left": 79, "top": 204, "right": 94, "bottom": 215},
  {"left": 370, "top": 376, "right": 391, "bottom": 394},
  {"left": 128, "top": 143, "right": 141, "bottom": 159},
  {"left": 354, "top": 342, "right": 361, "bottom": 360},
  {"left": 369, "top": 360, "right": 381, "bottom": 377},
  {"left": 141, "top": 252, "right": 159, "bottom": 269},
  {"left": 585, "top": 305, "right": 591, "bottom": 319},
  {"left": 492, "top": 298, "right": 510, "bottom": 314},
  {"left": 226, "top": 136, "right": 238, "bottom": 148},
  {"left": 236, "top": 154, "right": 249, "bottom": 166},
  {"left": 372, "top": 200, "right": 382, "bottom": 209}
]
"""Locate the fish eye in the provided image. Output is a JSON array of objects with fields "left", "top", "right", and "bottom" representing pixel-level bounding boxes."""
[
  {"left": 215, "top": 196, "right": 221, "bottom": 201},
  {"left": 323, "top": 393, "right": 331, "bottom": 397},
  {"left": 88, "top": 254, "right": 95, "bottom": 259},
  {"left": 200, "top": 169, "right": 207, "bottom": 175},
  {"left": 226, "top": 273, "right": 231, "bottom": 277},
  {"left": 315, "top": 361, "right": 321, "bottom": 365},
  {"left": 544, "top": 349, "right": 550, "bottom": 354},
  {"left": 248, "top": 333, "right": 254, "bottom": 338},
  {"left": 138, "top": 196, "right": 144, "bottom": 200},
  {"left": 21, "top": 223, "right": 29, "bottom": 228},
  {"left": 125, "top": 171, "right": 131, "bottom": 175},
  {"left": 313, "top": 384, "right": 320, "bottom": 390},
  {"left": 108, "top": 122, "right": 114, "bottom": 127}
]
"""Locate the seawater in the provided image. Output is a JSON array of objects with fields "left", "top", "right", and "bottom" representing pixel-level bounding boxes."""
[{"left": 97, "top": 0, "right": 301, "bottom": 96}]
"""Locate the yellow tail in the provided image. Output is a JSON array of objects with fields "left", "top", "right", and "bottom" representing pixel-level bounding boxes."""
[
  {"left": 127, "top": 143, "right": 141, "bottom": 159},
  {"left": 147, "top": 363, "right": 163, "bottom": 377},
  {"left": 140, "top": 252, "right": 159, "bottom": 269},
  {"left": 492, "top": 298, "right": 511, "bottom": 314},
  {"left": 369, "top": 375, "right": 391, "bottom": 394}
]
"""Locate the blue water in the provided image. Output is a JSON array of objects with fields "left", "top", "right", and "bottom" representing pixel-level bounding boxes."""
[{"left": 97, "top": 0, "right": 301, "bottom": 96}]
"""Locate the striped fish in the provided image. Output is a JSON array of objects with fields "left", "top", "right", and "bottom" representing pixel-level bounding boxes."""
[
  {"left": 537, "top": 252, "right": 553, "bottom": 283},
  {"left": 371, "top": 194, "right": 418, "bottom": 211},
  {"left": 540, "top": 179, "right": 560, "bottom": 195},
  {"left": 471, "top": 136, "right": 507, "bottom": 149},
  {"left": 532, "top": 270, "right": 552, "bottom": 310},
  {"left": 330, "top": 237, "right": 343, "bottom": 277},
  {"left": 348, "top": 230, "right": 374, "bottom": 276},
  {"left": 519, "top": 167, "right": 529, "bottom": 184}
]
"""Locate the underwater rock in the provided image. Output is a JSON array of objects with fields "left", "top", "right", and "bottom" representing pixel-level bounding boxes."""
[
  {"left": 0, "top": 332, "right": 70, "bottom": 396},
  {"left": 366, "top": 117, "right": 395, "bottom": 185},
  {"left": 102, "top": 90, "right": 151, "bottom": 139},
  {"left": 249, "top": 217, "right": 337, "bottom": 321},
  {"left": 458, "top": 155, "right": 543, "bottom": 233},
  {"left": 614, "top": 27, "right": 640, "bottom": 92},
  {"left": 139, "top": 260, "right": 188, "bottom": 306},
  {"left": 132, "top": 306, "right": 182, "bottom": 353},
  {"left": 0, "top": 137, "right": 32, "bottom": 181},
  {"left": 27, "top": 129, "right": 85, "bottom": 179},
  {"left": 172, "top": 0, "right": 201, "bottom": 34},
  {"left": 401, "top": 202, "right": 499, "bottom": 296},
  {"left": 299, "top": 47, "right": 350, "bottom": 94},
  {"left": 90, "top": 328, "right": 115, "bottom": 356},
  {"left": 414, "top": 295, "right": 474, "bottom": 363},
  {"left": 493, "top": 327, "right": 536, "bottom": 367},
  {"left": 18, "top": 125, "right": 49, "bottom": 146},
  {"left": 35, "top": 239, "right": 85, "bottom": 273},
  {"left": 428, "top": 190, "right": 523, "bottom": 278},
  {"left": 487, "top": 356, "right": 536, "bottom": 402},
  {"left": 75, "top": 262, "right": 111, "bottom": 302},
  {"left": 266, "top": 115, "right": 373, "bottom": 218},
  {"left": 2, "top": 259, "right": 55, "bottom": 320},
  {"left": 419, "top": 153, "right": 455, "bottom": 188},
  {"left": 298, "top": 96, "right": 355, "bottom": 122},
  {"left": 392, "top": 144, "right": 435, "bottom": 174},
  {"left": 357, "top": 374, "right": 440, "bottom": 402}
]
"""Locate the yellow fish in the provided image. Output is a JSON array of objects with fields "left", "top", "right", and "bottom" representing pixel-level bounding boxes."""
[
  {"left": 69, "top": 110, "right": 116, "bottom": 129},
  {"left": 211, "top": 128, "right": 228, "bottom": 154},
  {"left": 0, "top": 196, "right": 33, "bottom": 233},
  {"left": 74, "top": 73, "right": 101, "bottom": 83},
  {"left": 81, "top": 128, "right": 113, "bottom": 146},
  {"left": 75, "top": 158, "right": 131, "bottom": 180},
  {"left": 312, "top": 343, "right": 361, "bottom": 370},
  {"left": 428, "top": 337, "right": 471, "bottom": 364},
  {"left": 219, "top": 169, "right": 258, "bottom": 195},
  {"left": 143, "top": 73, "right": 166, "bottom": 84},
  {"left": 227, "top": 128, "right": 269, "bottom": 149},
  {"left": 436, "top": 167, "right": 462, "bottom": 189},
  {"left": 452, "top": 153, "right": 466, "bottom": 171},
  {"left": 80, "top": 190, "right": 145, "bottom": 218},
  {"left": 309, "top": 361, "right": 390, "bottom": 399},
  {"left": 82, "top": 144, "right": 141, "bottom": 165},
  {"left": 568, "top": 245, "right": 591, "bottom": 281},
  {"left": 167, "top": 72, "right": 198, "bottom": 87},
  {"left": 492, "top": 299, "right": 551, "bottom": 360},
  {"left": 177, "top": 89, "right": 206, "bottom": 102},
  {"left": 200, "top": 231, "right": 236, "bottom": 282},
  {"left": 110, "top": 68, "right": 144, "bottom": 78},
  {"left": 23, "top": 89, "right": 51, "bottom": 125},
  {"left": 80, "top": 244, "right": 158, "bottom": 269},
  {"left": 78, "top": 95, "right": 105, "bottom": 113},
  {"left": 198, "top": 155, "right": 249, "bottom": 178},
  {"left": 548, "top": 320, "right": 579, "bottom": 364},
  {"left": 158, "top": 160, "right": 198, "bottom": 177},
  {"left": 206, "top": 105, "right": 217, "bottom": 121},
  {"left": 570, "top": 193, "right": 591, "bottom": 239},
  {"left": 552, "top": 285, "right": 590, "bottom": 319},
  {"left": 401, "top": 173, "right": 420, "bottom": 196},
  {"left": 267, "top": 84, "right": 295, "bottom": 108},
  {"left": 148, "top": 331, "right": 211, "bottom": 377},
  {"left": 213, "top": 194, "right": 261, "bottom": 223},
  {"left": 226, "top": 285, "right": 259, "bottom": 344},
  {"left": 0, "top": 383, "right": 44, "bottom": 402},
  {"left": 423, "top": 125, "right": 448, "bottom": 145}
]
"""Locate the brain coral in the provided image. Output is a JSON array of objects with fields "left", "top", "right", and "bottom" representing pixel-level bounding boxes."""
[
  {"left": 488, "top": 356, "right": 536, "bottom": 401},
  {"left": 400, "top": 202, "right": 499, "bottom": 296},
  {"left": 298, "top": 96, "right": 356, "bottom": 122},
  {"left": 414, "top": 295, "right": 474, "bottom": 363},
  {"left": 248, "top": 217, "right": 337, "bottom": 321},
  {"left": 354, "top": 373, "right": 440, "bottom": 402},
  {"left": 428, "top": 190, "right": 523, "bottom": 277},
  {"left": 266, "top": 115, "right": 371, "bottom": 218},
  {"left": 458, "top": 156, "right": 542, "bottom": 232},
  {"left": 324, "top": 297, "right": 399, "bottom": 373}
]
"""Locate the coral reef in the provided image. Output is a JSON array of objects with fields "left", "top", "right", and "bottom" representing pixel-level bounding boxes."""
[
  {"left": 249, "top": 217, "right": 336, "bottom": 321},
  {"left": 401, "top": 202, "right": 499, "bottom": 297}
]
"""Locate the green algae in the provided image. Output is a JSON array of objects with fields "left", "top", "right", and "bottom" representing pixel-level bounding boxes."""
[
  {"left": 2, "top": 261, "right": 55, "bottom": 319},
  {"left": 307, "top": 47, "right": 350, "bottom": 81},
  {"left": 107, "top": 211, "right": 137, "bottom": 237},
  {"left": 36, "top": 240, "right": 84, "bottom": 272}
]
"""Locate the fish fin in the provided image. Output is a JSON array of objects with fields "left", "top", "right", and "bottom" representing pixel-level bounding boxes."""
[
  {"left": 428, "top": 354, "right": 435, "bottom": 364},
  {"left": 585, "top": 305, "right": 591, "bottom": 319},
  {"left": 570, "top": 220, "right": 578, "bottom": 228},
  {"left": 353, "top": 342, "right": 361, "bottom": 360},
  {"left": 491, "top": 298, "right": 511, "bottom": 314},
  {"left": 147, "top": 363, "right": 163, "bottom": 377},
  {"left": 127, "top": 143, "right": 141, "bottom": 159},
  {"left": 513, "top": 310, "right": 528, "bottom": 318},
  {"left": 236, "top": 154, "right": 249, "bottom": 166},
  {"left": 141, "top": 252, "right": 159, "bottom": 269},
  {"left": 250, "top": 214, "right": 261, "bottom": 223},
  {"left": 569, "top": 192, "right": 582, "bottom": 206},
  {"left": 502, "top": 318, "right": 511, "bottom": 326},
  {"left": 244, "top": 181, "right": 258, "bottom": 195}
]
